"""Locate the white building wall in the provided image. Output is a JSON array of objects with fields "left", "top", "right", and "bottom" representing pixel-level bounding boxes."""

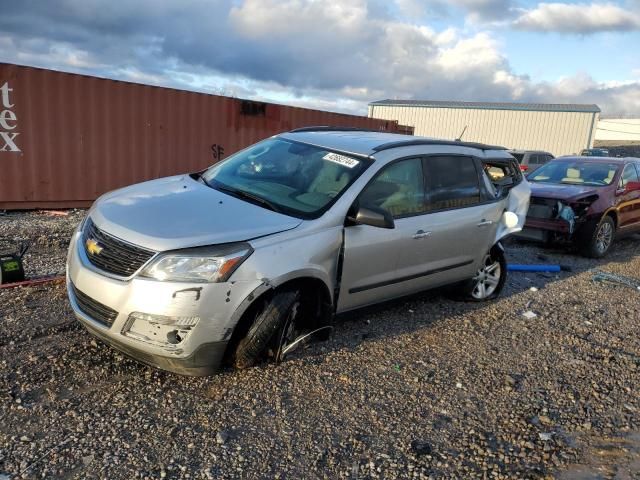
[
  {"left": 595, "top": 118, "right": 640, "bottom": 142},
  {"left": 368, "top": 105, "right": 599, "bottom": 157}
]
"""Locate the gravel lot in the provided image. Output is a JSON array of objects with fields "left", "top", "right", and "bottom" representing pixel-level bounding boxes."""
[{"left": 1, "top": 210, "right": 640, "bottom": 479}]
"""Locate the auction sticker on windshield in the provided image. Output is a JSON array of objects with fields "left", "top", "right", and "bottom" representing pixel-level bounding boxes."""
[{"left": 323, "top": 152, "right": 360, "bottom": 168}]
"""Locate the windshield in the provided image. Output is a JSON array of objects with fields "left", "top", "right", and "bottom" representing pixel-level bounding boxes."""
[
  {"left": 202, "top": 137, "right": 370, "bottom": 218},
  {"left": 528, "top": 161, "right": 620, "bottom": 186}
]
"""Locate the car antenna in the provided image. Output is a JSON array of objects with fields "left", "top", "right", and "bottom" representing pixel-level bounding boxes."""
[{"left": 455, "top": 125, "right": 468, "bottom": 142}]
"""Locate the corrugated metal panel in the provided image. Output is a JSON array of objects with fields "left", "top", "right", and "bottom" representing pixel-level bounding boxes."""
[
  {"left": 369, "top": 99, "right": 601, "bottom": 113},
  {"left": 0, "top": 63, "right": 403, "bottom": 209},
  {"left": 369, "top": 103, "right": 598, "bottom": 157}
]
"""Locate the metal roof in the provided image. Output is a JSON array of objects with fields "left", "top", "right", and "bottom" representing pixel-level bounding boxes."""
[
  {"left": 369, "top": 99, "right": 601, "bottom": 113},
  {"left": 280, "top": 129, "right": 506, "bottom": 157}
]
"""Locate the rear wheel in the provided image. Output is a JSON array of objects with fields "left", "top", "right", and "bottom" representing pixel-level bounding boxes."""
[
  {"left": 580, "top": 215, "right": 615, "bottom": 258},
  {"left": 462, "top": 247, "right": 507, "bottom": 302}
]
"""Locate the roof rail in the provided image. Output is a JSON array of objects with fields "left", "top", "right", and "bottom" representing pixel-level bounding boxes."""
[
  {"left": 289, "top": 126, "right": 383, "bottom": 133},
  {"left": 371, "top": 139, "right": 507, "bottom": 152}
]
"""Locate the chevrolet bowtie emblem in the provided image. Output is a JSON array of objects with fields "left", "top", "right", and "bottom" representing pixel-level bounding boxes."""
[{"left": 85, "top": 238, "right": 104, "bottom": 255}]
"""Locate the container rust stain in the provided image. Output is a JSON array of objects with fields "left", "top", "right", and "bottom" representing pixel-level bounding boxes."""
[{"left": 0, "top": 63, "right": 405, "bottom": 209}]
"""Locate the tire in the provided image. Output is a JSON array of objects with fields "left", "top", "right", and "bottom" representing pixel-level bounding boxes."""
[
  {"left": 234, "top": 290, "right": 300, "bottom": 369},
  {"left": 461, "top": 246, "right": 507, "bottom": 302},
  {"left": 580, "top": 215, "right": 615, "bottom": 258}
]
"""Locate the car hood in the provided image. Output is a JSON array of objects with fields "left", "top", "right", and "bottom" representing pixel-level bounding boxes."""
[
  {"left": 90, "top": 175, "right": 303, "bottom": 251},
  {"left": 529, "top": 182, "right": 601, "bottom": 201}
]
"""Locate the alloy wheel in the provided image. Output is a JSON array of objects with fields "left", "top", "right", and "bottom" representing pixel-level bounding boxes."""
[
  {"left": 595, "top": 221, "right": 613, "bottom": 254},
  {"left": 471, "top": 254, "right": 502, "bottom": 300}
]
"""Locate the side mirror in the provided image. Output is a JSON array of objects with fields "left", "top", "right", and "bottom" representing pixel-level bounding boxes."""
[
  {"left": 348, "top": 205, "right": 395, "bottom": 229},
  {"left": 617, "top": 181, "right": 640, "bottom": 195},
  {"left": 628, "top": 181, "right": 640, "bottom": 192}
]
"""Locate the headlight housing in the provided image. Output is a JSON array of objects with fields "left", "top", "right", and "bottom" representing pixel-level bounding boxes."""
[{"left": 140, "top": 242, "right": 252, "bottom": 283}]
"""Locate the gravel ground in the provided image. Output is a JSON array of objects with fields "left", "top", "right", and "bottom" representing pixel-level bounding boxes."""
[{"left": 1, "top": 210, "right": 640, "bottom": 479}]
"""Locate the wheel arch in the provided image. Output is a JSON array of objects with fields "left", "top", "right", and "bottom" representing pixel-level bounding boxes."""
[
  {"left": 604, "top": 208, "right": 618, "bottom": 228},
  {"left": 222, "top": 274, "right": 334, "bottom": 363}
]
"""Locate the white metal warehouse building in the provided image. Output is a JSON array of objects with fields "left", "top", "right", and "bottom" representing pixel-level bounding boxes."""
[{"left": 368, "top": 100, "right": 600, "bottom": 157}]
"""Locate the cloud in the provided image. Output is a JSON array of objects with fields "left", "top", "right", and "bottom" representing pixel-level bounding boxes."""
[
  {"left": 0, "top": 0, "right": 638, "bottom": 116},
  {"left": 513, "top": 2, "right": 640, "bottom": 33},
  {"left": 454, "top": 0, "right": 516, "bottom": 22},
  {"left": 394, "top": 0, "right": 517, "bottom": 23}
]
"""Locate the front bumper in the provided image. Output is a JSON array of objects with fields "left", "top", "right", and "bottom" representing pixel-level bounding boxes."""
[
  {"left": 66, "top": 226, "right": 261, "bottom": 376},
  {"left": 516, "top": 218, "right": 571, "bottom": 243}
]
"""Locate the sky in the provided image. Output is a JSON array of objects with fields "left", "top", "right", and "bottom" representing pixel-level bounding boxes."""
[{"left": 0, "top": 0, "right": 639, "bottom": 117}]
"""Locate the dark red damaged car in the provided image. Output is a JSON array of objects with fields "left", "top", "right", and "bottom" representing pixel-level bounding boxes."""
[{"left": 517, "top": 156, "right": 640, "bottom": 257}]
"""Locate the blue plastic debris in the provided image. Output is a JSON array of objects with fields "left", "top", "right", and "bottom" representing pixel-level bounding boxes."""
[{"left": 507, "top": 264, "right": 561, "bottom": 272}]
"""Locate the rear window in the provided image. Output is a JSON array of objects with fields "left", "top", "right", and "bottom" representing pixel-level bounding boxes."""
[
  {"left": 528, "top": 161, "right": 620, "bottom": 186},
  {"left": 510, "top": 153, "right": 525, "bottom": 163}
]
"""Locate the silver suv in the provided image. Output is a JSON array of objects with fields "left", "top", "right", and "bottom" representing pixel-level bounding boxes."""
[
  {"left": 66, "top": 128, "right": 530, "bottom": 375},
  {"left": 508, "top": 150, "right": 555, "bottom": 173}
]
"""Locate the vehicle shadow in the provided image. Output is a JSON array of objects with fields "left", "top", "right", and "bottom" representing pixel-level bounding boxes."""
[{"left": 288, "top": 234, "right": 640, "bottom": 362}]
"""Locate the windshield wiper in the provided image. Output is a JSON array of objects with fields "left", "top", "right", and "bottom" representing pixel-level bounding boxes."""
[{"left": 215, "top": 184, "right": 282, "bottom": 214}]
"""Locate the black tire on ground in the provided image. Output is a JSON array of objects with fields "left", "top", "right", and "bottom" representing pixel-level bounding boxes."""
[
  {"left": 460, "top": 245, "right": 507, "bottom": 302},
  {"left": 579, "top": 215, "right": 615, "bottom": 258},
  {"left": 233, "top": 290, "right": 300, "bottom": 369}
]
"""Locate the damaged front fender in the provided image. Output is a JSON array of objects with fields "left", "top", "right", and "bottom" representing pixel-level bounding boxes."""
[{"left": 494, "top": 179, "right": 531, "bottom": 242}]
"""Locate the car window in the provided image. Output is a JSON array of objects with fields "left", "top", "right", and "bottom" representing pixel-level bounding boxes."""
[
  {"left": 529, "top": 155, "right": 541, "bottom": 165},
  {"left": 620, "top": 163, "right": 640, "bottom": 188},
  {"left": 358, "top": 158, "right": 426, "bottom": 218},
  {"left": 424, "top": 156, "right": 481, "bottom": 211},
  {"left": 510, "top": 153, "right": 525, "bottom": 163},
  {"left": 202, "top": 137, "right": 370, "bottom": 218}
]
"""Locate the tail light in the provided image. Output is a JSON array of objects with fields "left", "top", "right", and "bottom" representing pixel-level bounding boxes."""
[{"left": 519, "top": 165, "right": 529, "bottom": 172}]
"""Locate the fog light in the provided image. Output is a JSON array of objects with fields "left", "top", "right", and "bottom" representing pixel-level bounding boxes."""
[
  {"left": 123, "top": 312, "right": 199, "bottom": 348},
  {"left": 127, "top": 312, "right": 199, "bottom": 327}
]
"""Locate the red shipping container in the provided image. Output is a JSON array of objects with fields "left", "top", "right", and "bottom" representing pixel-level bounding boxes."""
[{"left": 0, "top": 63, "right": 402, "bottom": 209}]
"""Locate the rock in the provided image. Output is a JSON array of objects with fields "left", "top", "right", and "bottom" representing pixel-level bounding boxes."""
[
  {"left": 217, "top": 431, "right": 230, "bottom": 445},
  {"left": 539, "top": 415, "right": 553, "bottom": 426},
  {"left": 410, "top": 440, "right": 432, "bottom": 455}
]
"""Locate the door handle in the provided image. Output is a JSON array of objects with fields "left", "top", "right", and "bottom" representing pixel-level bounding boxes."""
[
  {"left": 412, "top": 230, "right": 431, "bottom": 239},
  {"left": 477, "top": 220, "right": 493, "bottom": 227}
]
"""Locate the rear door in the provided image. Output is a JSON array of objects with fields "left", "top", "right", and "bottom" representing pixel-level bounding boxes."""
[{"left": 393, "top": 155, "right": 502, "bottom": 286}]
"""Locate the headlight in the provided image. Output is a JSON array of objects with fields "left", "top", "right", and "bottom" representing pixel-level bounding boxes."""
[{"left": 140, "top": 243, "right": 252, "bottom": 283}]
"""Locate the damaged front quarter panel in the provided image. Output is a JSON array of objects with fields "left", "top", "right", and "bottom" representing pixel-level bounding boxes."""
[
  {"left": 494, "top": 179, "right": 531, "bottom": 242},
  {"left": 482, "top": 157, "right": 531, "bottom": 243}
]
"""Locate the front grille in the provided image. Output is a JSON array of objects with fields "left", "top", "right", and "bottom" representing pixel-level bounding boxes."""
[
  {"left": 82, "top": 218, "right": 155, "bottom": 277},
  {"left": 71, "top": 282, "right": 118, "bottom": 327}
]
